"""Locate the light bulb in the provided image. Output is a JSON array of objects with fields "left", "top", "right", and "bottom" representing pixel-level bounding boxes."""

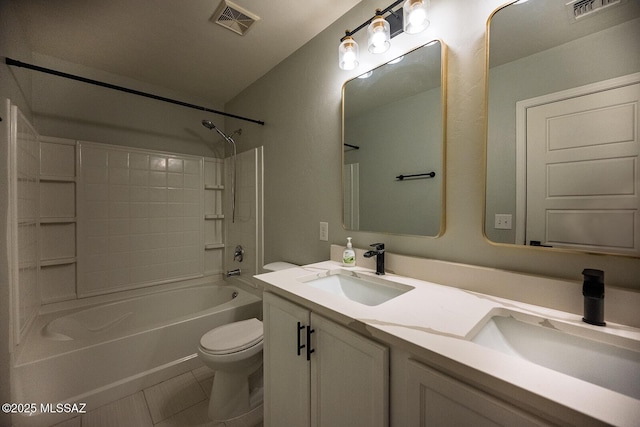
[
  {"left": 403, "top": 0, "right": 429, "bottom": 34},
  {"left": 367, "top": 14, "right": 390, "bottom": 54},
  {"left": 339, "top": 35, "right": 359, "bottom": 70}
]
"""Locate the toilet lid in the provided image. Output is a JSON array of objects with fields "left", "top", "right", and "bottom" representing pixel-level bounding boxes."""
[{"left": 200, "top": 318, "right": 263, "bottom": 354}]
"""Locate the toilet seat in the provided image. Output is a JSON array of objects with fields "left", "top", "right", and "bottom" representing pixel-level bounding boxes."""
[{"left": 200, "top": 318, "right": 263, "bottom": 355}]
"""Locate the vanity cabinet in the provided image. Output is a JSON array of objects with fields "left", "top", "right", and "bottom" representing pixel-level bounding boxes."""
[
  {"left": 404, "top": 359, "right": 550, "bottom": 426},
  {"left": 263, "top": 292, "right": 389, "bottom": 427}
]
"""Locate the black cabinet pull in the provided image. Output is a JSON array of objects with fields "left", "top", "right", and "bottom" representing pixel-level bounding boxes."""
[
  {"left": 306, "top": 326, "right": 315, "bottom": 361},
  {"left": 297, "top": 322, "right": 305, "bottom": 356}
]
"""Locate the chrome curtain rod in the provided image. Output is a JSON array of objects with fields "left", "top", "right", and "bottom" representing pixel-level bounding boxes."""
[{"left": 5, "top": 57, "right": 265, "bottom": 126}]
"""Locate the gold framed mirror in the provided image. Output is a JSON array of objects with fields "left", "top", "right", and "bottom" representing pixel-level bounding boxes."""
[
  {"left": 484, "top": 0, "right": 640, "bottom": 257},
  {"left": 342, "top": 40, "right": 447, "bottom": 236}
]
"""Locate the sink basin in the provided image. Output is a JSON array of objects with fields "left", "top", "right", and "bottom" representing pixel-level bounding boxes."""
[
  {"left": 298, "top": 269, "right": 414, "bottom": 306},
  {"left": 470, "top": 311, "right": 640, "bottom": 399}
]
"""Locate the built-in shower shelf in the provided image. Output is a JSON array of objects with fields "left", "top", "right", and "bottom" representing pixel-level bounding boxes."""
[
  {"left": 39, "top": 175, "right": 75, "bottom": 183},
  {"left": 205, "top": 184, "right": 224, "bottom": 190},
  {"left": 205, "top": 243, "right": 225, "bottom": 250},
  {"left": 40, "top": 257, "right": 77, "bottom": 267},
  {"left": 205, "top": 214, "right": 225, "bottom": 220},
  {"left": 40, "top": 217, "right": 76, "bottom": 224}
]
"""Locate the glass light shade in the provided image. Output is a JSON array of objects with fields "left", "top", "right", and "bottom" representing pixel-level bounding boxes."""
[
  {"left": 403, "top": 0, "right": 429, "bottom": 34},
  {"left": 339, "top": 36, "right": 359, "bottom": 70},
  {"left": 367, "top": 15, "right": 390, "bottom": 54}
]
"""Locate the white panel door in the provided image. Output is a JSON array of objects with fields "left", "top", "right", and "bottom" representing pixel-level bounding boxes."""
[{"left": 526, "top": 82, "right": 640, "bottom": 254}]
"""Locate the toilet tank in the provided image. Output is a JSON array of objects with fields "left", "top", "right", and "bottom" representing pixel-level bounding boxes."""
[{"left": 262, "top": 262, "right": 298, "bottom": 272}]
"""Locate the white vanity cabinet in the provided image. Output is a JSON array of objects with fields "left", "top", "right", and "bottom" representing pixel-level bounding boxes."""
[
  {"left": 404, "top": 359, "right": 550, "bottom": 426},
  {"left": 263, "top": 292, "right": 389, "bottom": 427}
]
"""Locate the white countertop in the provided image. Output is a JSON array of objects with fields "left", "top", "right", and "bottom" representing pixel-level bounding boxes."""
[{"left": 255, "top": 261, "right": 640, "bottom": 427}]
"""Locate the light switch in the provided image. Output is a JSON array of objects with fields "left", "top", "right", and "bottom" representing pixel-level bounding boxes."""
[
  {"left": 319, "top": 222, "right": 329, "bottom": 241},
  {"left": 494, "top": 214, "right": 512, "bottom": 230}
]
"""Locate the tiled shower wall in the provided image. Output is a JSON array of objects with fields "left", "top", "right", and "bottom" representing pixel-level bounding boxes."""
[{"left": 77, "top": 142, "right": 205, "bottom": 297}]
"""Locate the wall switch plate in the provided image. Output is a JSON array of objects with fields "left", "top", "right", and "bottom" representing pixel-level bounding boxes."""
[
  {"left": 319, "top": 222, "right": 329, "bottom": 241},
  {"left": 494, "top": 214, "right": 513, "bottom": 230}
]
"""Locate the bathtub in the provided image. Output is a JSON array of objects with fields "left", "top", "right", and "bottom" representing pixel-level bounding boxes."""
[{"left": 12, "top": 279, "right": 262, "bottom": 427}]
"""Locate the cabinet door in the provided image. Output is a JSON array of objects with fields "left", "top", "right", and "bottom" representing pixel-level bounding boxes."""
[
  {"left": 406, "top": 359, "right": 548, "bottom": 426},
  {"left": 263, "top": 292, "right": 311, "bottom": 427},
  {"left": 310, "top": 313, "right": 389, "bottom": 427}
]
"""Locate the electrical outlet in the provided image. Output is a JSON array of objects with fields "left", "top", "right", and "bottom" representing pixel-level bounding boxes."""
[
  {"left": 319, "top": 222, "right": 329, "bottom": 241},
  {"left": 494, "top": 214, "right": 512, "bottom": 230}
]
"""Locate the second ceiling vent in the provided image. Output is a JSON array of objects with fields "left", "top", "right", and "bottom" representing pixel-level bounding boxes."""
[{"left": 210, "top": 0, "right": 260, "bottom": 36}]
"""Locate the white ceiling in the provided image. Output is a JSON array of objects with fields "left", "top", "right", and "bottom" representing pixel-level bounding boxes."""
[{"left": 11, "top": 0, "right": 363, "bottom": 105}]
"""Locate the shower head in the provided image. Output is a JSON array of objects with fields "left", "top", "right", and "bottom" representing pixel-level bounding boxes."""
[{"left": 202, "top": 119, "right": 217, "bottom": 130}]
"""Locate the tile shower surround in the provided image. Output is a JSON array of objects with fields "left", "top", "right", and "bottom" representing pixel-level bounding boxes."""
[{"left": 78, "top": 143, "right": 204, "bottom": 297}]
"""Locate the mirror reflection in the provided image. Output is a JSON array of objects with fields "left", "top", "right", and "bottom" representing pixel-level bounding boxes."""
[
  {"left": 485, "top": 0, "right": 640, "bottom": 256},
  {"left": 342, "top": 41, "right": 445, "bottom": 236}
]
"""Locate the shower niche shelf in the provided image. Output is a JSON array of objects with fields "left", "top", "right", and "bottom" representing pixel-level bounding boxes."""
[
  {"left": 39, "top": 137, "right": 78, "bottom": 303},
  {"left": 205, "top": 214, "right": 225, "bottom": 220},
  {"left": 204, "top": 158, "right": 225, "bottom": 276}
]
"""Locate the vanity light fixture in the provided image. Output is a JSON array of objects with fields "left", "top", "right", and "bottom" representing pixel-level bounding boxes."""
[{"left": 339, "top": 0, "right": 430, "bottom": 70}]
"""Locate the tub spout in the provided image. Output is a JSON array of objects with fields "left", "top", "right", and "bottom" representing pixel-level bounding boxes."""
[{"left": 226, "top": 268, "right": 241, "bottom": 277}]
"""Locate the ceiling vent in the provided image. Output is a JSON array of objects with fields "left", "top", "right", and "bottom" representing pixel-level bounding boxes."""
[
  {"left": 210, "top": 0, "right": 260, "bottom": 36},
  {"left": 566, "top": 0, "right": 623, "bottom": 20}
]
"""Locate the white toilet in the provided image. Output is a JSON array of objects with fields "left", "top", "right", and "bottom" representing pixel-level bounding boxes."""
[
  {"left": 198, "top": 261, "right": 297, "bottom": 424},
  {"left": 198, "top": 318, "right": 264, "bottom": 423}
]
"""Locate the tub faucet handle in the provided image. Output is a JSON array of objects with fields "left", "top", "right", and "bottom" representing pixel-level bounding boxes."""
[{"left": 234, "top": 245, "right": 244, "bottom": 262}]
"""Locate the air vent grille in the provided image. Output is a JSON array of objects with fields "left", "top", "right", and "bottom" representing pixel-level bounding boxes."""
[
  {"left": 210, "top": 0, "right": 260, "bottom": 36},
  {"left": 567, "top": 0, "right": 622, "bottom": 20}
]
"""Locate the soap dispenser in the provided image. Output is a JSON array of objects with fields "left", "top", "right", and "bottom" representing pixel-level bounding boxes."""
[
  {"left": 343, "top": 237, "right": 356, "bottom": 267},
  {"left": 582, "top": 268, "right": 605, "bottom": 326}
]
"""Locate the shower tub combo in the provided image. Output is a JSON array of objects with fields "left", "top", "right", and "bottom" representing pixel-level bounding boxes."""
[{"left": 12, "top": 278, "right": 261, "bottom": 427}]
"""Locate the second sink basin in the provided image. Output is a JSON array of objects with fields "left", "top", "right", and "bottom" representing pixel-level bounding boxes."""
[
  {"left": 298, "top": 269, "right": 414, "bottom": 306},
  {"left": 470, "top": 310, "right": 640, "bottom": 399}
]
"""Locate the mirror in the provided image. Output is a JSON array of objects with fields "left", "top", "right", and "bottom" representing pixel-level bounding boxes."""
[
  {"left": 485, "top": 0, "right": 640, "bottom": 256},
  {"left": 342, "top": 40, "right": 446, "bottom": 236}
]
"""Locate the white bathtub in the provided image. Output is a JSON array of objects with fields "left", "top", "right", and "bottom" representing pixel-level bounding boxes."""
[{"left": 12, "top": 279, "right": 262, "bottom": 427}]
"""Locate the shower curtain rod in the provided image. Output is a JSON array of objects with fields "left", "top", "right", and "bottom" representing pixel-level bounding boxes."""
[{"left": 5, "top": 57, "right": 265, "bottom": 126}]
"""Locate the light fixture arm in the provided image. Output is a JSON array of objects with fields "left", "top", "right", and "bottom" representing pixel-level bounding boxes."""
[{"left": 341, "top": 0, "right": 404, "bottom": 41}]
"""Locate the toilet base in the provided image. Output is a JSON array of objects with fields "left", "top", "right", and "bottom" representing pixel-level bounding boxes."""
[
  {"left": 212, "top": 403, "right": 263, "bottom": 427},
  {"left": 208, "top": 363, "right": 263, "bottom": 422}
]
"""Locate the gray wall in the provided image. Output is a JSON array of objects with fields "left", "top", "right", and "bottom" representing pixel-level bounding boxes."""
[
  {"left": 226, "top": 0, "right": 640, "bottom": 289},
  {"left": 485, "top": 18, "right": 640, "bottom": 243},
  {"left": 30, "top": 53, "right": 228, "bottom": 159}
]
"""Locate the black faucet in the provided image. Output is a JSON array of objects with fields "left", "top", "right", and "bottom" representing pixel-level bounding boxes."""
[
  {"left": 363, "top": 243, "right": 385, "bottom": 275},
  {"left": 582, "top": 268, "right": 605, "bottom": 326}
]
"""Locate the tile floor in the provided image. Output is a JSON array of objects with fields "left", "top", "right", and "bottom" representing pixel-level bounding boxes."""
[{"left": 50, "top": 365, "right": 260, "bottom": 427}]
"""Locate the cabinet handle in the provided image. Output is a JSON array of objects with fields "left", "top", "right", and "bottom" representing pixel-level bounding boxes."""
[
  {"left": 306, "top": 326, "right": 315, "bottom": 361},
  {"left": 297, "top": 322, "right": 305, "bottom": 356}
]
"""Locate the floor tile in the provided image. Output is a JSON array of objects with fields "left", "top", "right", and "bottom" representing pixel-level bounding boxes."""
[
  {"left": 154, "top": 400, "right": 215, "bottom": 427},
  {"left": 51, "top": 416, "right": 81, "bottom": 427},
  {"left": 143, "top": 372, "right": 207, "bottom": 423},
  {"left": 81, "top": 392, "right": 153, "bottom": 427},
  {"left": 191, "top": 365, "right": 215, "bottom": 383},
  {"left": 199, "top": 376, "right": 214, "bottom": 398}
]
